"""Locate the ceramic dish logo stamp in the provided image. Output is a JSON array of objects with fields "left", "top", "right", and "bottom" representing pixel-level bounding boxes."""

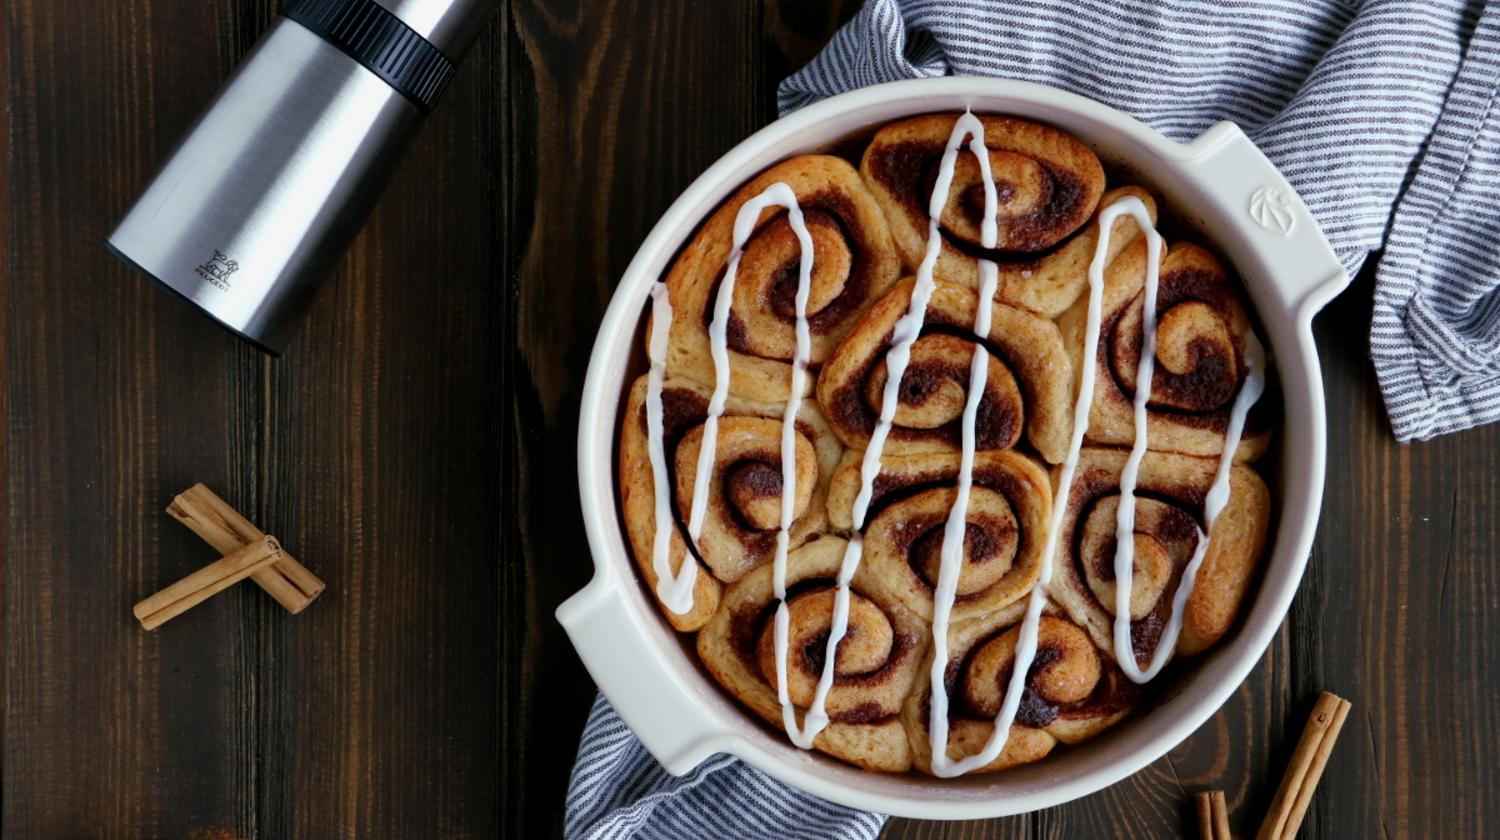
[
  {"left": 195, "top": 249, "right": 240, "bottom": 291},
  {"left": 1249, "top": 186, "right": 1296, "bottom": 236}
]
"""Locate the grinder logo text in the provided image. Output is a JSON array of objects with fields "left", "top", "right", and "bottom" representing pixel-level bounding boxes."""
[{"left": 195, "top": 250, "right": 239, "bottom": 291}]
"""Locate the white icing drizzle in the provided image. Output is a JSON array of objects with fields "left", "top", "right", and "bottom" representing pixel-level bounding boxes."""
[
  {"left": 680, "top": 183, "right": 824, "bottom": 746},
  {"left": 645, "top": 281, "right": 697, "bottom": 614},
  {"left": 663, "top": 182, "right": 813, "bottom": 627},
  {"left": 928, "top": 198, "right": 1141, "bottom": 777},
  {"left": 1106, "top": 201, "right": 1168, "bottom": 680},
  {"left": 921, "top": 191, "right": 1267, "bottom": 775},
  {"left": 780, "top": 113, "right": 985, "bottom": 750},
  {"left": 738, "top": 186, "right": 820, "bottom": 748},
  {"left": 1111, "top": 323, "right": 1266, "bottom": 682},
  {"left": 688, "top": 185, "right": 812, "bottom": 545},
  {"left": 926, "top": 112, "right": 1001, "bottom": 775}
]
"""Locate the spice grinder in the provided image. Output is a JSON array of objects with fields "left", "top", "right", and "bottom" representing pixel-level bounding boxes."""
[{"left": 107, "top": 0, "right": 495, "bottom": 355}]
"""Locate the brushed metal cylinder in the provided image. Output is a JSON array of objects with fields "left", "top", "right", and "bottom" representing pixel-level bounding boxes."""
[{"left": 108, "top": 0, "right": 492, "bottom": 354}]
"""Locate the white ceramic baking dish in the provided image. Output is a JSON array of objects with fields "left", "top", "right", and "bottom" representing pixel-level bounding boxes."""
[{"left": 558, "top": 77, "right": 1347, "bottom": 819}]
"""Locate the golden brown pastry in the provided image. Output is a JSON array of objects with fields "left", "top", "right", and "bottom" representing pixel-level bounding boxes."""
[
  {"left": 902, "top": 600, "right": 1136, "bottom": 774},
  {"left": 1047, "top": 447, "right": 1270, "bottom": 669},
  {"left": 860, "top": 114, "right": 1126, "bottom": 317},
  {"left": 1056, "top": 235, "right": 1273, "bottom": 461},
  {"left": 825, "top": 449, "right": 1051, "bottom": 624},
  {"left": 697, "top": 536, "right": 926, "bottom": 772},
  {"left": 660, "top": 155, "right": 901, "bottom": 403},
  {"left": 816, "top": 278, "right": 1074, "bottom": 463},
  {"left": 617, "top": 374, "right": 844, "bottom": 630}
]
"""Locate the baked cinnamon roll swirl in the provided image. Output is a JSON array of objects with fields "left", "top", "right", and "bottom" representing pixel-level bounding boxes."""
[
  {"left": 697, "top": 536, "right": 926, "bottom": 771},
  {"left": 861, "top": 114, "right": 1127, "bottom": 317},
  {"left": 817, "top": 278, "right": 1073, "bottom": 463},
  {"left": 661, "top": 155, "right": 901, "bottom": 403},
  {"left": 902, "top": 601, "right": 1136, "bottom": 774},
  {"left": 825, "top": 450, "right": 1052, "bottom": 623},
  {"left": 1058, "top": 236, "right": 1273, "bottom": 461},
  {"left": 1048, "top": 447, "right": 1270, "bottom": 670},
  {"left": 618, "top": 374, "right": 844, "bottom": 630}
]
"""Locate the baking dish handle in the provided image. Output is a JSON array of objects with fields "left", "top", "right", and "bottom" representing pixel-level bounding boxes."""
[
  {"left": 1177, "top": 121, "right": 1349, "bottom": 327},
  {"left": 556, "top": 578, "right": 734, "bottom": 775}
]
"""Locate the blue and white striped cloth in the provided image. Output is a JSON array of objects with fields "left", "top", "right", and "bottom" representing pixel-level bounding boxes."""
[
  {"left": 565, "top": 695, "right": 886, "bottom": 839},
  {"left": 567, "top": 2, "right": 1500, "bottom": 837}
]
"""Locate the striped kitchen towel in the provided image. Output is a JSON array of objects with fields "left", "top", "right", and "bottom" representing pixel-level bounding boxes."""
[
  {"left": 565, "top": 694, "right": 886, "bottom": 840},
  {"left": 782, "top": 0, "right": 1500, "bottom": 442}
]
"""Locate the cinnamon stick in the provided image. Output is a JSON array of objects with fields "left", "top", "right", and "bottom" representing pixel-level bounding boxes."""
[
  {"left": 167, "top": 483, "right": 324, "bottom": 612},
  {"left": 1256, "top": 691, "right": 1352, "bottom": 840},
  {"left": 1195, "top": 791, "right": 1217, "bottom": 840},
  {"left": 134, "top": 536, "right": 282, "bottom": 630},
  {"left": 1194, "top": 789, "right": 1231, "bottom": 840}
]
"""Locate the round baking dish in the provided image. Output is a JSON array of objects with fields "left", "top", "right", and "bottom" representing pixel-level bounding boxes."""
[{"left": 558, "top": 77, "right": 1347, "bottom": 819}]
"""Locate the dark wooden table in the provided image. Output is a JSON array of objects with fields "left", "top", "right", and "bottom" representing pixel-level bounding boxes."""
[{"left": 5, "top": 1, "right": 1497, "bottom": 838}]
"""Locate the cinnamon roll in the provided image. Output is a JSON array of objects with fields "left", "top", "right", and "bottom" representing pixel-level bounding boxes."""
[
  {"left": 697, "top": 536, "right": 926, "bottom": 772},
  {"left": 1048, "top": 447, "right": 1271, "bottom": 670},
  {"left": 816, "top": 278, "right": 1074, "bottom": 463},
  {"left": 861, "top": 114, "right": 1129, "bottom": 317},
  {"left": 1058, "top": 236, "right": 1273, "bottom": 461},
  {"left": 661, "top": 155, "right": 901, "bottom": 403},
  {"left": 609, "top": 111, "right": 1283, "bottom": 779},
  {"left": 902, "top": 601, "right": 1137, "bottom": 774},
  {"left": 825, "top": 450, "right": 1052, "bottom": 624},
  {"left": 618, "top": 374, "right": 844, "bottom": 630}
]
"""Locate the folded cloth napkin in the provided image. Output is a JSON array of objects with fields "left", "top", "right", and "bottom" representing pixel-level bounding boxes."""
[
  {"left": 782, "top": 0, "right": 1500, "bottom": 442},
  {"left": 568, "top": 2, "right": 1500, "bottom": 836},
  {"left": 565, "top": 694, "right": 886, "bottom": 839}
]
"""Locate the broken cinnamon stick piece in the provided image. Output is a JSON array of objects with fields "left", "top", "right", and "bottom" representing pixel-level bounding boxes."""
[
  {"left": 1195, "top": 791, "right": 1216, "bottom": 840},
  {"left": 134, "top": 536, "right": 282, "bottom": 630},
  {"left": 167, "top": 483, "right": 325, "bottom": 612},
  {"left": 1211, "top": 790, "right": 1230, "bottom": 840},
  {"left": 1256, "top": 691, "right": 1352, "bottom": 840}
]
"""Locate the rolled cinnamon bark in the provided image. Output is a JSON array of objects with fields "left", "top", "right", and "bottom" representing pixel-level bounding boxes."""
[
  {"left": 167, "top": 483, "right": 325, "bottom": 613},
  {"left": 133, "top": 536, "right": 282, "bottom": 630},
  {"left": 1258, "top": 692, "right": 1352, "bottom": 840}
]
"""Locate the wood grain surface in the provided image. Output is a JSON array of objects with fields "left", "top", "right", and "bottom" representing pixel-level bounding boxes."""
[{"left": 5, "top": 1, "right": 1497, "bottom": 838}]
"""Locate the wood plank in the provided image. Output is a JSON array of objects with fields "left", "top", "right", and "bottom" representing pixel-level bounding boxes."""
[
  {"left": 1289, "top": 279, "right": 1500, "bottom": 839},
  {"left": 3, "top": 1, "right": 266, "bottom": 836},
  {"left": 250, "top": 14, "right": 508, "bottom": 840},
  {"left": 7, "top": 0, "right": 510, "bottom": 835},
  {"left": 504, "top": 0, "right": 862, "bottom": 835},
  {"left": 504, "top": 0, "right": 769, "bottom": 833}
]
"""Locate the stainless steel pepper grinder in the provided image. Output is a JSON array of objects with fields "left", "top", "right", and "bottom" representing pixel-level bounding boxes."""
[{"left": 108, "top": 0, "right": 495, "bottom": 355}]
